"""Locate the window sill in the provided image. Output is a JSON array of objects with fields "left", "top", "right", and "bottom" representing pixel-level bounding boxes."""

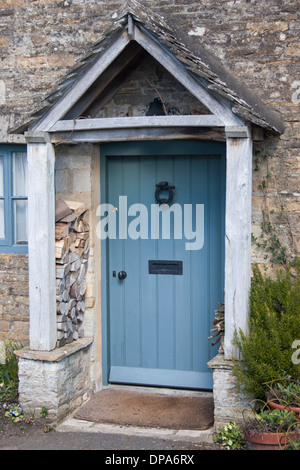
[{"left": 0, "top": 245, "right": 28, "bottom": 254}]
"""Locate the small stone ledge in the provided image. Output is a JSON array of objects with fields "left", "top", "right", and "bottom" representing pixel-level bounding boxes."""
[
  {"left": 207, "top": 353, "right": 235, "bottom": 371},
  {"left": 15, "top": 337, "right": 93, "bottom": 362}
]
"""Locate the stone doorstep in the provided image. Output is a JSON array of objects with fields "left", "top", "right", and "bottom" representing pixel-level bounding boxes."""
[
  {"left": 14, "top": 337, "right": 93, "bottom": 362},
  {"left": 56, "top": 416, "right": 215, "bottom": 444}
]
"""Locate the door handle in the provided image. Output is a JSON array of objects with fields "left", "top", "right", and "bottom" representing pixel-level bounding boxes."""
[{"left": 118, "top": 271, "right": 127, "bottom": 280}]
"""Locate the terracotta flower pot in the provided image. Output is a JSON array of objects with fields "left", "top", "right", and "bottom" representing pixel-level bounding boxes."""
[
  {"left": 268, "top": 401, "right": 300, "bottom": 419},
  {"left": 244, "top": 431, "right": 298, "bottom": 450}
]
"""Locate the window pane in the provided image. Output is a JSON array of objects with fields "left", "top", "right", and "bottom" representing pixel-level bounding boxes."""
[
  {"left": 0, "top": 200, "right": 4, "bottom": 238},
  {"left": 14, "top": 200, "right": 28, "bottom": 244},
  {"left": 13, "top": 153, "right": 27, "bottom": 197},
  {"left": 0, "top": 157, "right": 3, "bottom": 197}
]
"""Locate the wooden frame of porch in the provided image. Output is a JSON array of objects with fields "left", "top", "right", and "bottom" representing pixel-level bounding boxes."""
[{"left": 17, "top": 7, "right": 281, "bottom": 373}]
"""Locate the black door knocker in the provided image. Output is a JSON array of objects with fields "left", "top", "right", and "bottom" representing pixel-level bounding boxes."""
[{"left": 155, "top": 181, "right": 175, "bottom": 205}]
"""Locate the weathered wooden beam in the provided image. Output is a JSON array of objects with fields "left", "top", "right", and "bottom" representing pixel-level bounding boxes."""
[
  {"left": 224, "top": 126, "right": 252, "bottom": 359},
  {"left": 50, "top": 127, "right": 225, "bottom": 144},
  {"left": 50, "top": 115, "right": 224, "bottom": 132},
  {"left": 26, "top": 135, "right": 57, "bottom": 351}
]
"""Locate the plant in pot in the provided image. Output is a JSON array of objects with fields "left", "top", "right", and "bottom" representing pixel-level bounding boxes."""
[
  {"left": 241, "top": 400, "right": 300, "bottom": 450},
  {"left": 266, "top": 378, "right": 300, "bottom": 418}
]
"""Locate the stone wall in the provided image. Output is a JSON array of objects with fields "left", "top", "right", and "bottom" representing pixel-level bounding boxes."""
[
  {"left": 0, "top": 254, "right": 29, "bottom": 347},
  {"left": 93, "top": 54, "right": 210, "bottom": 118},
  {"left": 0, "top": 0, "right": 297, "bottom": 262},
  {"left": 16, "top": 338, "right": 93, "bottom": 421}
]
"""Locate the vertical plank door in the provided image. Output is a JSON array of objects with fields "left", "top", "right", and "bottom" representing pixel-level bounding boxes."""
[{"left": 102, "top": 140, "right": 225, "bottom": 389}]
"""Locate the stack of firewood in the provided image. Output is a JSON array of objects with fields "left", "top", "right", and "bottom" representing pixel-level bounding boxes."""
[
  {"left": 208, "top": 302, "right": 225, "bottom": 354},
  {"left": 55, "top": 199, "right": 90, "bottom": 347}
]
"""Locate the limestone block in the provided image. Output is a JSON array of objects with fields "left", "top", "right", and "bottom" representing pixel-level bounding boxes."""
[
  {"left": 246, "top": 21, "right": 289, "bottom": 35},
  {"left": 71, "top": 169, "right": 92, "bottom": 193},
  {"left": 17, "top": 55, "right": 48, "bottom": 70}
]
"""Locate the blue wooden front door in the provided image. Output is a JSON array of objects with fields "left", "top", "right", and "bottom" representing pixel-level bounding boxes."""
[{"left": 101, "top": 141, "right": 225, "bottom": 390}]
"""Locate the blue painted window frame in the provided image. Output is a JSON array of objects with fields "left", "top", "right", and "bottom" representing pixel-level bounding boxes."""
[{"left": 0, "top": 145, "right": 28, "bottom": 254}]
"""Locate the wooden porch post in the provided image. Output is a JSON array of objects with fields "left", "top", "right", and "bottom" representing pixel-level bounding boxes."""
[
  {"left": 25, "top": 132, "right": 57, "bottom": 351},
  {"left": 224, "top": 126, "right": 253, "bottom": 359}
]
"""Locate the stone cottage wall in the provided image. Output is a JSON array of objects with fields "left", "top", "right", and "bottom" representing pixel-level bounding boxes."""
[
  {"left": 0, "top": 254, "right": 29, "bottom": 348},
  {"left": 0, "top": 0, "right": 297, "bottom": 262}
]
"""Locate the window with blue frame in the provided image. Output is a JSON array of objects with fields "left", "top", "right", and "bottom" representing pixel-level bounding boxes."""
[{"left": 0, "top": 145, "right": 28, "bottom": 253}]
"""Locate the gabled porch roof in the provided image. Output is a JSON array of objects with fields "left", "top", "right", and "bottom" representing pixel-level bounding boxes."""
[{"left": 11, "top": 0, "right": 284, "bottom": 137}]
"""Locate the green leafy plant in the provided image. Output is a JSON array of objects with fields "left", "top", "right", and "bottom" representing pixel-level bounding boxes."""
[
  {"left": 40, "top": 407, "right": 48, "bottom": 418},
  {"left": 214, "top": 421, "right": 248, "bottom": 450},
  {"left": 254, "top": 207, "right": 287, "bottom": 266},
  {"left": 276, "top": 382, "right": 300, "bottom": 405},
  {"left": 284, "top": 436, "right": 300, "bottom": 450},
  {"left": 255, "top": 408, "right": 296, "bottom": 431},
  {"left": 266, "top": 378, "right": 300, "bottom": 407},
  {"left": 0, "top": 341, "right": 22, "bottom": 401},
  {"left": 241, "top": 401, "right": 299, "bottom": 435},
  {"left": 233, "top": 263, "right": 300, "bottom": 400},
  {"left": 3, "top": 403, "right": 24, "bottom": 423}
]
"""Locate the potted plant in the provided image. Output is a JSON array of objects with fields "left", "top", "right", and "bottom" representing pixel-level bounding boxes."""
[
  {"left": 241, "top": 401, "right": 300, "bottom": 450},
  {"left": 266, "top": 378, "right": 300, "bottom": 418}
]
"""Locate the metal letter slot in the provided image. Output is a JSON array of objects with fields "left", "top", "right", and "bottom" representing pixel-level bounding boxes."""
[{"left": 149, "top": 260, "right": 183, "bottom": 275}]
